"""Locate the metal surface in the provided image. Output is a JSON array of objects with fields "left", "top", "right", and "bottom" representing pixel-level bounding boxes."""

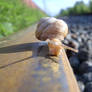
[{"left": 0, "top": 25, "right": 80, "bottom": 92}]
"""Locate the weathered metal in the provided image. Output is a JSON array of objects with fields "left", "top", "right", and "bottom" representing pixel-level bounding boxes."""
[{"left": 0, "top": 25, "right": 80, "bottom": 92}]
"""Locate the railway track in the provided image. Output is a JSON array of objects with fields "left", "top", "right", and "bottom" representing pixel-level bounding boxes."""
[{"left": 0, "top": 24, "right": 80, "bottom": 92}]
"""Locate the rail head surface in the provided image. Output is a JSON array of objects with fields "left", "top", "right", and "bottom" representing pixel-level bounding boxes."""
[
  {"left": 0, "top": 24, "right": 80, "bottom": 92},
  {"left": 32, "top": 43, "right": 80, "bottom": 92}
]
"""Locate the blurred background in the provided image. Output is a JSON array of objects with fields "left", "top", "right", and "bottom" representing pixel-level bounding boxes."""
[
  {"left": 0, "top": 0, "right": 92, "bottom": 38},
  {"left": 0, "top": 0, "right": 92, "bottom": 92},
  {"left": 0, "top": 0, "right": 46, "bottom": 38},
  {"left": 33, "top": 0, "right": 90, "bottom": 16}
]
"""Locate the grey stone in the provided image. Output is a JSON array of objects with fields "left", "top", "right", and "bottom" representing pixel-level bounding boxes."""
[
  {"left": 84, "top": 82, "right": 92, "bottom": 92},
  {"left": 79, "top": 61, "right": 92, "bottom": 74},
  {"left": 75, "top": 74, "right": 82, "bottom": 81},
  {"left": 77, "top": 37, "right": 82, "bottom": 43},
  {"left": 82, "top": 72, "right": 92, "bottom": 84},
  {"left": 63, "top": 40, "right": 69, "bottom": 44},
  {"left": 72, "top": 40, "right": 80, "bottom": 49},
  {"left": 69, "top": 55, "right": 80, "bottom": 70},
  {"left": 78, "top": 49, "right": 89, "bottom": 62},
  {"left": 78, "top": 81, "right": 85, "bottom": 92},
  {"left": 87, "top": 40, "right": 92, "bottom": 59},
  {"left": 87, "top": 40, "right": 92, "bottom": 50},
  {"left": 66, "top": 34, "right": 72, "bottom": 40}
]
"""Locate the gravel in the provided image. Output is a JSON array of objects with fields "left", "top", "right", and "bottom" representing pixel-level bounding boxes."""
[
  {"left": 84, "top": 82, "right": 92, "bottom": 92},
  {"left": 79, "top": 61, "right": 92, "bottom": 74},
  {"left": 78, "top": 81, "right": 85, "bottom": 92},
  {"left": 60, "top": 15, "right": 92, "bottom": 92}
]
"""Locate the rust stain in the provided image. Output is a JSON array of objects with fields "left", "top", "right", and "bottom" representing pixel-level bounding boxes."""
[
  {"left": 0, "top": 25, "right": 80, "bottom": 92},
  {"left": 60, "top": 47, "right": 80, "bottom": 92}
]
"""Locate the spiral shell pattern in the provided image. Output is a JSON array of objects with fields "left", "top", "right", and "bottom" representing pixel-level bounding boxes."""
[{"left": 35, "top": 17, "right": 68, "bottom": 41}]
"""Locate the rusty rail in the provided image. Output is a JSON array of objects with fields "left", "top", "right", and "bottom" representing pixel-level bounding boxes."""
[{"left": 0, "top": 25, "right": 80, "bottom": 92}]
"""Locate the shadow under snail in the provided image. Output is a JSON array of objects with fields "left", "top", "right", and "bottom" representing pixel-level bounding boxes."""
[{"left": 35, "top": 17, "right": 78, "bottom": 56}]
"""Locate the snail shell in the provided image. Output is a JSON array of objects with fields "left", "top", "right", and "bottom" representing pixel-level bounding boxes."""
[
  {"left": 35, "top": 17, "right": 78, "bottom": 56},
  {"left": 35, "top": 17, "right": 68, "bottom": 41}
]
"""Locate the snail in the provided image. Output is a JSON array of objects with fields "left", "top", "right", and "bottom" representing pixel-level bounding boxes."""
[{"left": 35, "top": 17, "right": 78, "bottom": 56}]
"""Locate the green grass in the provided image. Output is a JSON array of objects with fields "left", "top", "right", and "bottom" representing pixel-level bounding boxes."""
[{"left": 0, "top": 0, "right": 46, "bottom": 38}]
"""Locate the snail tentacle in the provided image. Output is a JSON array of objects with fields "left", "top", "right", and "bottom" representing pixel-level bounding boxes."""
[{"left": 61, "top": 43, "right": 78, "bottom": 53}]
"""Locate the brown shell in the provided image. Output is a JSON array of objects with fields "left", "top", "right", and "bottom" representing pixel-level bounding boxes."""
[{"left": 35, "top": 17, "right": 68, "bottom": 41}]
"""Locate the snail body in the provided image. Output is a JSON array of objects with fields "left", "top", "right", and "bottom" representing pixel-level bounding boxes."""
[{"left": 35, "top": 17, "right": 78, "bottom": 56}]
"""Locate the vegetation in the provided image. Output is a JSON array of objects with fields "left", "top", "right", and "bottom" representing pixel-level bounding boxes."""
[
  {"left": 58, "top": 0, "right": 92, "bottom": 17},
  {"left": 0, "top": 0, "right": 46, "bottom": 38}
]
